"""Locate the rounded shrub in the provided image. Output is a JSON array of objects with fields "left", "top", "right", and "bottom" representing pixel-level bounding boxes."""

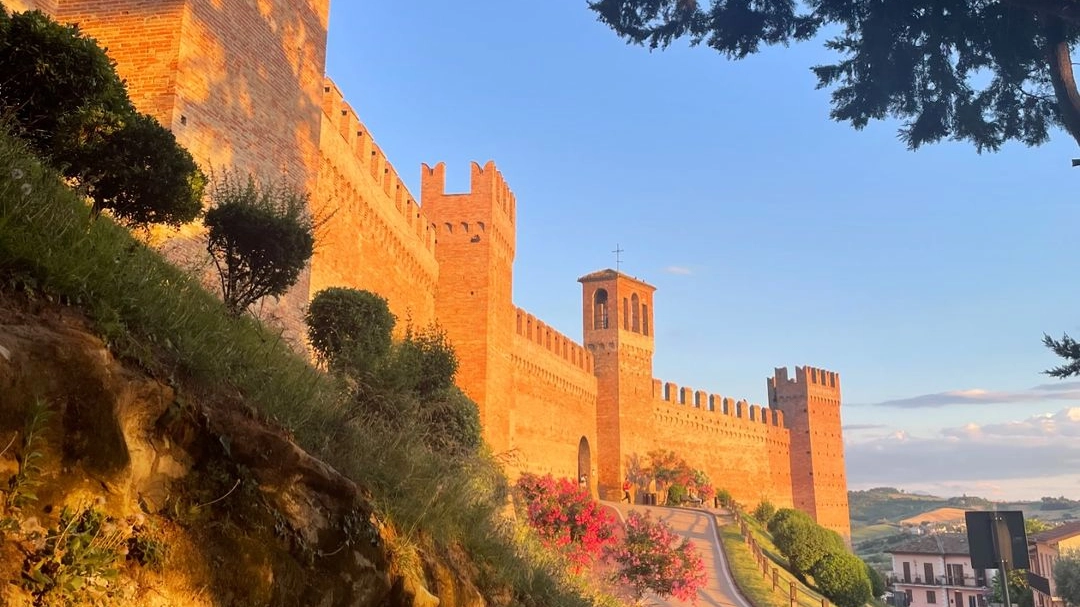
[
  {"left": 812, "top": 551, "right": 873, "bottom": 607},
  {"left": 306, "top": 287, "right": 395, "bottom": 373}
]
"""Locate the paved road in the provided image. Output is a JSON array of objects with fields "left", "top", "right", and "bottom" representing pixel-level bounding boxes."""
[{"left": 604, "top": 502, "right": 756, "bottom": 607}]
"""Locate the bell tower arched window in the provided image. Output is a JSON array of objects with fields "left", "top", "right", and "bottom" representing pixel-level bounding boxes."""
[
  {"left": 631, "top": 293, "right": 640, "bottom": 332},
  {"left": 593, "top": 289, "right": 609, "bottom": 330},
  {"left": 642, "top": 303, "right": 650, "bottom": 336}
]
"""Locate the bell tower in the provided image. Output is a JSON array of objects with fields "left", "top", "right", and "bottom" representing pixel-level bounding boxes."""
[{"left": 579, "top": 269, "right": 655, "bottom": 495}]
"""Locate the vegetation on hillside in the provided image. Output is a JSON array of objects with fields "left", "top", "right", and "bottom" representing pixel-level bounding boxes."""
[
  {"left": 0, "top": 5, "right": 204, "bottom": 227},
  {"left": 0, "top": 6, "right": 616, "bottom": 605}
]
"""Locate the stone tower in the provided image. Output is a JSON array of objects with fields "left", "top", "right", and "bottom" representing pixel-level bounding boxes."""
[
  {"left": 422, "top": 161, "right": 517, "bottom": 455},
  {"left": 768, "top": 366, "right": 851, "bottom": 540},
  {"left": 579, "top": 269, "right": 656, "bottom": 495}
]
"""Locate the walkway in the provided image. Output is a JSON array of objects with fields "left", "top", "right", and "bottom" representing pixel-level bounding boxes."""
[{"left": 604, "top": 502, "right": 756, "bottom": 607}]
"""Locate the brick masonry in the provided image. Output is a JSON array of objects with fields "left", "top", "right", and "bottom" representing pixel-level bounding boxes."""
[{"left": 22, "top": 0, "right": 852, "bottom": 539}]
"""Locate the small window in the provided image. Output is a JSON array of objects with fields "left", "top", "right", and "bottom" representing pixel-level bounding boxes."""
[
  {"left": 593, "top": 289, "right": 609, "bottom": 330},
  {"left": 642, "top": 303, "right": 650, "bottom": 336},
  {"left": 928, "top": 591, "right": 937, "bottom": 604},
  {"left": 631, "top": 293, "right": 641, "bottom": 332}
]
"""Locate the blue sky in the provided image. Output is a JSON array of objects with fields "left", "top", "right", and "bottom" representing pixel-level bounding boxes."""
[{"left": 326, "top": 2, "right": 1080, "bottom": 500}]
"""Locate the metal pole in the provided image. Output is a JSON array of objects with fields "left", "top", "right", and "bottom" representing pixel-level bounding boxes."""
[{"left": 991, "top": 514, "right": 1012, "bottom": 607}]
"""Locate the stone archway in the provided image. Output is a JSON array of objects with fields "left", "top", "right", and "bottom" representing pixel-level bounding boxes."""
[{"left": 577, "top": 436, "right": 591, "bottom": 495}]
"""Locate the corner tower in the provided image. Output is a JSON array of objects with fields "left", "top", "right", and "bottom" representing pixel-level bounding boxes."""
[
  {"left": 768, "top": 366, "right": 850, "bottom": 540},
  {"left": 579, "top": 269, "right": 655, "bottom": 496},
  {"left": 423, "top": 161, "right": 517, "bottom": 454}
]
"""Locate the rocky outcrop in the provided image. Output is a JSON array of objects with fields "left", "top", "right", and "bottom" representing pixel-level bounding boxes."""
[{"left": 0, "top": 295, "right": 484, "bottom": 607}]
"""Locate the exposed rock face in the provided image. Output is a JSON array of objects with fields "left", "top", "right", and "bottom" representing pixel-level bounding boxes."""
[{"left": 0, "top": 297, "right": 484, "bottom": 607}]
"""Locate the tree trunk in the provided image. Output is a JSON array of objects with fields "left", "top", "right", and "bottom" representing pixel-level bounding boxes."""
[{"left": 1043, "top": 16, "right": 1080, "bottom": 147}]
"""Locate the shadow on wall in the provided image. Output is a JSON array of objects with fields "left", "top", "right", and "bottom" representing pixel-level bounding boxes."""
[{"left": 48, "top": 0, "right": 331, "bottom": 346}]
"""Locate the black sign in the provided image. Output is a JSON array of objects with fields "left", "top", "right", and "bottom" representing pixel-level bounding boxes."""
[
  {"left": 1028, "top": 572, "right": 1051, "bottom": 596},
  {"left": 965, "top": 511, "right": 1029, "bottom": 571}
]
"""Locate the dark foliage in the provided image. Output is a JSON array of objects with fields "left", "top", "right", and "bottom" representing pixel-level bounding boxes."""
[
  {"left": 812, "top": 551, "right": 873, "bottom": 607},
  {"left": 80, "top": 113, "right": 204, "bottom": 226},
  {"left": 0, "top": 7, "right": 204, "bottom": 225},
  {"left": 588, "top": 0, "right": 1080, "bottom": 151},
  {"left": 204, "top": 171, "right": 314, "bottom": 316},
  {"left": 1044, "top": 333, "right": 1080, "bottom": 378},
  {"left": 866, "top": 561, "right": 886, "bottom": 598},
  {"left": 768, "top": 507, "right": 846, "bottom": 579},
  {"left": 377, "top": 324, "right": 459, "bottom": 398},
  {"left": 306, "top": 287, "right": 396, "bottom": 374}
]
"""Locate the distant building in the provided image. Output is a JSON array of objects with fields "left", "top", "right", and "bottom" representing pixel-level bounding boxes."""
[
  {"left": 888, "top": 534, "right": 993, "bottom": 607},
  {"left": 1029, "top": 521, "right": 1080, "bottom": 607}
]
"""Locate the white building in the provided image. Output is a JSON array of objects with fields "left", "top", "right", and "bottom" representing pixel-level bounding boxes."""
[{"left": 888, "top": 534, "right": 993, "bottom": 607}]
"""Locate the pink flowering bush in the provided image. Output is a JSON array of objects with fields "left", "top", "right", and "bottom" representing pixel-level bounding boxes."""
[
  {"left": 608, "top": 510, "right": 707, "bottom": 603},
  {"left": 515, "top": 473, "right": 617, "bottom": 570}
]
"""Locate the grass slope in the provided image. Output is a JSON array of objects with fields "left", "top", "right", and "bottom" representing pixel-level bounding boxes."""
[{"left": 0, "top": 130, "right": 603, "bottom": 606}]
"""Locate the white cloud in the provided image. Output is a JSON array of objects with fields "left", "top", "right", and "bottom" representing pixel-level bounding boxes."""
[
  {"left": 664, "top": 266, "right": 692, "bottom": 275},
  {"left": 845, "top": 407, "right": 1080, "bottom": 499},
  {"left": 862, "top": 382, "right": 1080, "bottom": 408}
]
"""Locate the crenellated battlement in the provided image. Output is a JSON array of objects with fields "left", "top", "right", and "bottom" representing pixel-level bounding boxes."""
[
  {"left": 769, "top": 365, "right": 841, "bottom": 392},
  {"left": 321, "top": 78, "right": 435, "bottom": 252},
  {"left": 649, "top": 378, "right": 786, "bottom": 429},
  {"left": 515, "top": 307, "right": 594, "bottom": 373},
  {"left": 420, "top": 161, "right": 516, "bottom": 226}
]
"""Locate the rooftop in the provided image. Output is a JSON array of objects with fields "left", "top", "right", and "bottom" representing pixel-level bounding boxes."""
[
  {"left": 1031, "top": 521, "right": 1080, "bottom": 544},
  {"left": 888, "top": 533, "right": 971, "bottom": 556},
  {"left": 577, "top": 268, "right": 655, "bottom": 290}
]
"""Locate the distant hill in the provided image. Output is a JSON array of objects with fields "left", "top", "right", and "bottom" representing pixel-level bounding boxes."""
[
  {"left": 849, "top": 488, "right": 1080, "bottom": 572},
  {"left": 848, "top": 487, "right": 992, "bottom": 526},
  {"left": 899, "top": 507, "right": 967, "bottom": 526}
]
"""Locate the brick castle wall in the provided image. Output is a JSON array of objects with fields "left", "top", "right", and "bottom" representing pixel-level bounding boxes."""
[
  {"left": 510, "top": 309, "right": 598, "bottom": 487},
  {"left": 13, "top": 1, "right": 851, "bottom": 537},
  {"left": 636, "top": 380, "right": 794, "bottom": 510},
  {"left": 312, "top": 80, "right": 438, "bottom": 329},
  {"left": 41, "top": 0, "right": 331, "bottom": 346}
]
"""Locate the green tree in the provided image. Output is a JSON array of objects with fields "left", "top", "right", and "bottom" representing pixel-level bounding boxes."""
[
  {"left": 377, "top": 324, "right": 459, "bottom": 397},
  {"left": 588, "top": 0, "right": 1080, "bottom": 151},
  {"left": 204, "top": 171, "right": 314, "bottom": 316},
  {"left": 1027, "top": 518, "right": 1053, "bottom": 535},
  {"left": 306, "top": 287, "right": 396, "bottom": 374},
  {"left": 753, "top": 499, "right": 776, "bottom": 524},
  {"left": 812, "top": 551, "right": 873, "bottom": 607},
  {"left": 415, "top": 388, "right": 482, "bottom": 456},
  {"left": 716, "top": 488, "right": 733, "bottom": 508},
  {"left": 768, "top": 508, "right": 845, "bottom": 579},
  {"left": 1054, "top": 551, "right": 1080, "bottom": 607},
  {"left": 0, "top": 7, "right": 203, "bottom": 226},
  {"left": 79, "top": 112, "right": 204, "bottom": 226},
  {"left": 866, "top": 561, "right": 886, "bottom": 599},
  {"left": 993, "top": 570, "right": 1034, "bottom": 607}
]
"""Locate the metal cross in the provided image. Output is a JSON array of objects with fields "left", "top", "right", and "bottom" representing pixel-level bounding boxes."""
[{"left": 613, "top": 244, "right": 625, "bottom": 272}]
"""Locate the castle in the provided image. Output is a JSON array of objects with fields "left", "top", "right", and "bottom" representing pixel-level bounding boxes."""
[{"left": 9, "top": 0, "right": 851, "bottom": 538}]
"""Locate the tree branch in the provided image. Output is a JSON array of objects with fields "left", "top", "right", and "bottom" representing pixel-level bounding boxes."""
[
  {"left": 1003, "top": 0, "right": 1080, "bottom": 27},
  {"left": 1043, "top": 16, "right": 1080, "bottom": 146}
]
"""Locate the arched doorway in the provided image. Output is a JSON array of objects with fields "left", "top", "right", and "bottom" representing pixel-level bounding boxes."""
[{"left": 577, "top": 436, "right": 591, "bottom": 496}]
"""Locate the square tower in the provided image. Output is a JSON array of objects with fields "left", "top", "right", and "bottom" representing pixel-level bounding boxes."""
[
  {"left": 579, "top": 269, "right": 656, "bottom": 493},
  {"left": 768, "top": 366, "right": 851, "bottom": 540}
]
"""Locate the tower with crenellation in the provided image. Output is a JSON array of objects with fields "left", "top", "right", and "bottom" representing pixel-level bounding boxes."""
[
  {"left": 421, "top": 161, "right": 517, "bottom": 455},
  {"left": 768, "top": 366, "right": 851, "bottom": 540},
  {"left": 11, "top": 0, "right": 853, "bottom": 540}
]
